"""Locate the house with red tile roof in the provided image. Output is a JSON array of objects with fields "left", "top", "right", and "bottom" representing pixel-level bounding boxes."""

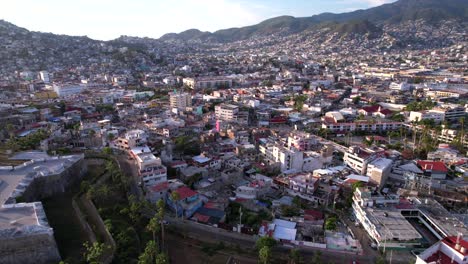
[
  {"left": 167, "top": 186, "right": 203, "bottom": 218},
  {"left": 417, "top": 160, "right": 448, "bottom": 180}
]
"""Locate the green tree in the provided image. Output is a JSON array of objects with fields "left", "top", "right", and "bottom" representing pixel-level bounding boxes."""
[
  {"left": 138, "top": 240, "right": 158, "bottom": 264},
  {"left": 259, "top": 246, "right": 271, "bottom": 264},
  {"left": 83, "top": 242, "right": 108, "bottom": 264},
  {"left": 256, "top": 236, "right": 277, "bottom": 250},
  {"left": 170, "top": 191, "right": 181, "bottom": 219},
  {"left": 157, "top": 199, "right": 166, "bottom": 250},
  {"left": 102, "top": 147, "right": 113, "bottom": 155},
  {"left": 281, "top": 204, "right": 300, "bottom": 217},
  {"left": 147, "top": 215, "right": 161, "bottom": 245},
  {"left": 325, "top": 216, "right": 337, "bottom": 231},
  {"left": 156, "top": 253, "right": 169, "bottom": 264},
  {"left": 352, "top": 96, "right": 361, "bottom": 105}
]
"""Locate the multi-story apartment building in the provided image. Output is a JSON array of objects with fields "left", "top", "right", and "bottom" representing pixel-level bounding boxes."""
[
  {"left": 366, "top": 157, "right": 393, "bottom": 189},
  {"left": 409, "top": 110, "right": 446, "bottom": 123},
  {"left": 114, "top": 129, "right": 148, "bottom": 150},
  {"left": 287, "top": 131, "right": 318, "bottom": 151},
  {"left": 389, "top": 82, "right": 410, "bottom": 91},
  {"left": 39, "top": 71, "right": 50, "bottom": 83},
  {"left": 259, "top": 141, "right": 304, "bottom": 172},
  {"left": 353, "top": 188, "right": 468, "bottom": 251},
  {"left": 352, "top": 187, "right": 422, "bottom": 249},
  {"left": 322, "top": 121, "right": 403, "bottom": 133},
  {"left": 183, "top": 77, "right": 232, "bottom": 90},
  {"left": 130, "top": 146, "right": 167, "bottom": 187},
  {"left": 52, "top": 83, "right": 83, "bottom": 97},
  {"left": 215, "top": 103, "right": 248, "bottom": 125},
  {"left": 169, "top": 91, "right": 192, "bottom": 111}
]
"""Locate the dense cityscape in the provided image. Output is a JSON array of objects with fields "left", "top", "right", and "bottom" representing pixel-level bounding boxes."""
[{"left": 0, "top": 0, "right": 467, "bottom": 264}]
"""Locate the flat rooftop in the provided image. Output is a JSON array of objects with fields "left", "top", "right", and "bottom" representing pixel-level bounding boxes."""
[
  {"left": 365, "top": 207, "right": 422, "bottom": 241},
  {"left": 0, "top": 202, "right": 52, "bottom": 238},
  {"left": 411, "top": 198, "right": 468, "bottom": 237},
  {"left": 369, "top": 158, "right": 393, "bottom": 169},
  {"left": 0, "top": 205, "right": 37, "bottom": 229},
  {"left": 0, "top": 154, "right": 83, "bottom": 205}
]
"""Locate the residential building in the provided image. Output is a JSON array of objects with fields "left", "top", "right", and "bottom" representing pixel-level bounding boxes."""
[
  {"left": 366, "top": 158, "right": 393, "bottom": 189},
  {"left": 322, "top": 121, "right": 402, "bottom": 133},
  {"left": 167, "top": 186, "right": 203, "bottom": 218},
  {"left": 409, "top": 110, "right": 445, "bottom": 123},
  {"left": 389, "top": 82, "right": 410, "bottom": 91},
  {"left": 130, "top": 146, "right": 167, "bottom": 187},
  {"left": 416, "top": 236, "right": 468, "bottom": 264},
  {"left": 215, "top": 103, "right": 248, "bottom": 125},
  {"left": 169, "top": 91, "right": 192, "bottom": 111},
  {"left": 417, "top": 160, "right": 448, "bottom": 180},
  {"left": 287, "top": 131, "right": 318, "bottom": 151},
  {"left": 52, "top": 83, "right": 83, "bottom": 97},
  {"left": 183, "top": 77, "right": 232, "bottom": 90},
  {"left": 39, "top": 71, "right": 50, "bottom": 83},
  {"left": 343, "top": 146, "right": 385, "bottom": 175},
  {"left": 352, "top": 187, "right": 422, "bottom": 249}
]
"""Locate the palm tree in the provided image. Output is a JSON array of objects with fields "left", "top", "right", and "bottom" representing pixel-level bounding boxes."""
[
  {"left": 138, "top": 240, "right": 158, "bottom": 264},
  {"left": 157, "top": 199, "right": 166, "bottom": 250},
  {"left": 147, "top": 216, "right": 160, "bottom": 247},
  {"left": 259, "top": 246, "right": 271, "bottom": 264},
  {"left": 170, "top": 191, "right": 181, "bottom": 219}
]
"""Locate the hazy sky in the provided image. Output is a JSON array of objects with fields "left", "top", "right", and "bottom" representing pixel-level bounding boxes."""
[{"left": 0, "top": 0, "right": 396, "bottom": 40}]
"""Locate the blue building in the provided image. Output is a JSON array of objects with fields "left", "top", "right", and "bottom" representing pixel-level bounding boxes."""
[{"left": 167, "top": 186, "right": 203, "bottom": 218}]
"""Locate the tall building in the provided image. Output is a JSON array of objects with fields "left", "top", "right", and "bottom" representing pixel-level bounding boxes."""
[
  {"left": 344, "top": 146, "right": 391, "bottom": 188},
  {"left": 169, "top": 91, "right": 192, "bottom": 111},
  {"left": 39, "top": 71, "right": 50, "bottom": 83},
  {"left": 183, "top": 77, "right": 232, "bottom": 90},
  {"left": 215, "top": 103, "right": 248, "bottom": 125}
]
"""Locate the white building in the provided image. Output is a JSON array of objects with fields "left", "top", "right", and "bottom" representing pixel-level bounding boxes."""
[
  {"left": 409, "top": 110, "right": 445, "bottom": 123},
  {"left": 129, "top": 146, "right": 167, "bottom": 187},
  {"left": 352, "top": 187, "right": 422, "bottom": 249},
  {"left": 183, "top": 77, "right": 232, "bottom": 90},
  {"left": 366, "top": 158, "right": 393, "bottom": 189},
  {"left": 39, "top": 71, "right": 50, "bottom": 83},
  {"left": 344, "top": 146, "right": 381, "bottom": 175},
  {"left": 52, "top": 84, "right": 83, "bottom": 97},
  {"left": 215, "top": 104, "right": 248, "bottom": 125},
  {"left": 389, "top": 82, "right": 411, "bottom": 91},
  {"left": 169, "top": 91, "right": 192, "bottom": 111},
  {"left": 416, "top": 236, "right": 468, "bottom": 264}
]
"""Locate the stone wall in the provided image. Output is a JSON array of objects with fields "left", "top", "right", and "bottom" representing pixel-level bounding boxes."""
[
  {"left": 21, "top": 158, "right": 87, "bottom": 202},
  {"left": 0, "top": 233, "right": 61, "bottom": 264}
]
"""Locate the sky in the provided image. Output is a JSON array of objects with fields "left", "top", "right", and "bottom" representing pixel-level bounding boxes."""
[{"left": 0, "top": 0, "right": 396, "bottom": 41}]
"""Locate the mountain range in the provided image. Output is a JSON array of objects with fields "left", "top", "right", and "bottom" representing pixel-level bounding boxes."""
[
  {"left": 159, "top": 0, "right": 468, "bottom": 42},
  {"left": 0, "top": 0, "right": 466, "bottom": 74}
]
